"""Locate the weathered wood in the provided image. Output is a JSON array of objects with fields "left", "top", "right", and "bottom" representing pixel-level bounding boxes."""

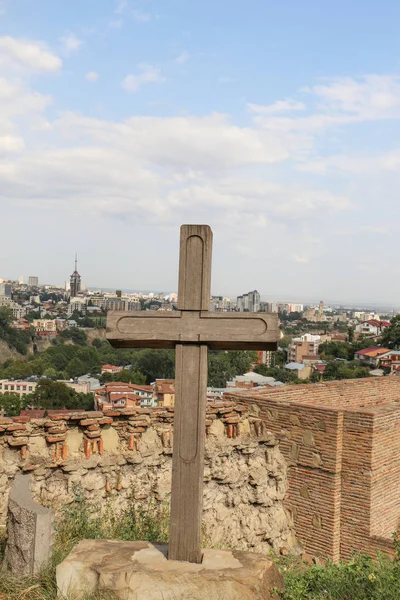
[
  {"left": 106, "top": 310, "right": 280, "bottom": 350},
  {"left": 106, "top": 223, "right": 281, "bottom": 564},
  {"left": 168, "top": 344, "right": 208, "bottom": 563},
  {"left": 178, "top": 225, "right": 212, "bottom": 311}
]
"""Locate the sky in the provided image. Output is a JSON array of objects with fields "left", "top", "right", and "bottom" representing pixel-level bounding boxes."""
[{"left": 1, "top": 0, "right": 400, "bottom": 304}]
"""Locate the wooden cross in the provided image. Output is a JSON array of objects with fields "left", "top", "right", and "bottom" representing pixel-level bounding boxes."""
[{"left": 106, "top": 225, "right": 279, "bottom": 563}]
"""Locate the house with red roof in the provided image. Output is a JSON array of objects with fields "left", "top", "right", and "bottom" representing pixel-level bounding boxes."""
[
  {"left": 101, "top": 364, "right": 123, "bottom": 374},
  {"left": 95, "top": 382, "right": 141, "bottom": 410},
  {"left": 354, "top": 346, "right": 390, "bottom": 367}
]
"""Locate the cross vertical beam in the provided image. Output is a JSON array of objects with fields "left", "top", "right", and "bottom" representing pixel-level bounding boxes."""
[{"left": 168, "top": 225, "right": 212, "bottom": 563}]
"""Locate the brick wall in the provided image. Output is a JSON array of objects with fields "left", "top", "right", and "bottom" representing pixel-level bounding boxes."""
[{"left": 226, "top": 377, "right": 400, "bottom": 560}]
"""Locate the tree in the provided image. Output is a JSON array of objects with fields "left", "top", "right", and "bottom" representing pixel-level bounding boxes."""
[
  {"left": 381, "top": 316, "right": 400, "bottom": 349},
  {"left": 100, "top": 369, "right": 147, "bottom": 385},
  {"left": 254, "top": 364, "right": 303, "bottom": 384},
  {"left": 28, "top": 379, "right": 93, "bottom": 410},
  {"left": 0, "top": 392, "right": 23, "bottom": 416},
  {"left": 134, "top": 349, "right": 175, "bottom": 383},
  {"left": 65, "top": 357, "right": 86, "bottom": 379},
  {"left": 348, "top": 327, "right": 354, "bottom": 343}
]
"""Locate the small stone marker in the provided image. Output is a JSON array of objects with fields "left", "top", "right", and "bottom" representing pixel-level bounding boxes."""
[
  {"left": 4, "top": 473, "right": 53, "bottom": 576},
  {"left": 107, "top": 225, "right": 279, "bottom": 563}
]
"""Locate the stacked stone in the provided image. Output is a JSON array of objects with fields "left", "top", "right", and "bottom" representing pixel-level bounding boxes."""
[{"left": 0, "top": 402, "right": 253, "bottom": 471}]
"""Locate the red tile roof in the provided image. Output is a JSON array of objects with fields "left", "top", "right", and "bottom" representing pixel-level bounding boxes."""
[{"left": 355, "top": 347, "right": 390, "bottom": 358}]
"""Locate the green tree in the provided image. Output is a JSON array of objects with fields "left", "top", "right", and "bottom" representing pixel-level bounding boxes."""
[
  {"left": 134, "top": 349, "right": 175, "bottom": 383},
  {"left": 65, "top": 357, "right": 86, "bottom": 379},
  {"left": 254, "top": 363, "right": 303, "bottom": 383},
  {"left": 28, "top": 379, "right": 93, "bottom": 410},
  {"left": 381, "top": 316, "right": 400, "bottom": 349},
  {"left": 0, "top": 392, "right": 23, "bottom": 416}
]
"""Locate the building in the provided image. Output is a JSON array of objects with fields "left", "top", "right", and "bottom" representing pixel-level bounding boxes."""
[
  {"left": 94, "top": 382, "right": 141, "bottom": 410},
  {"left": 237, "top": 290, "right": 260, "bottom": 312},
  {"left": 354, "top": 346, "right": 390, "bottom": 367},
  {"left": 153, "top": 379, "right": 175, "bottom": 407},
  {"left": 105, "top": 298, "right": 141, "bottom": 311},
  {"left": 101, "top": 364, "right": 123, "bottom": 375},
  {"left": 70, "top": 255, "right": 81, "bottom": 298},
  {"left": 287, "top": 334, "right": 321, "bottom": 363},
  {"left": 226, "top": 371, "right": 278, "bottom": 389},
  {"left": 355, "top": 320, "right": 390, "bottom": 337},
  {"left": 11, "top": 303, "right": 27, "bottom": 319},
  {"left": 377, "top": 350, "right": 400, "bottom": 373},
  {"left": 31, "top": 319, "right": 54, "bottom": 334},
  {"left": 68, "top": 298, "right": 86, "bottom": 316},
  {"left": 32, "top": 319, "right": 57, "bottom": 334},
  {"left": 28, "top": 277, "right": 39, "bottom": 287},
  {"left": 284, "top": 362, "right": 312, "bottom": 380},
  {"left": 0, "top": 377, "right": 92, "bottom": 398},
  {"left": 226, "top": 377, "right": 400, "bottom": 561},
  {"left": 0, "top": 379, "right": 36, "bottom": 396},
  {"left": 248, "top": 290, "right": 260, "bottom": 312},
  {"left": 0, "top": 283, "right": 11, "bottom": 298}
]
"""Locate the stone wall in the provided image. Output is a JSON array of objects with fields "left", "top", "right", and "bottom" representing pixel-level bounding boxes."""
[
  {"left": 227, "top": 377, "right": 400, "bottom": 561},
  {"left": 0, "top": 402, "right": 296, "bottom": 555}
]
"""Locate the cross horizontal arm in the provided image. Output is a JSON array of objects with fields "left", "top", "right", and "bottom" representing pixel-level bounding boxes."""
[{"left": 106, "top": 311, "right": 280, "bottom": 351}]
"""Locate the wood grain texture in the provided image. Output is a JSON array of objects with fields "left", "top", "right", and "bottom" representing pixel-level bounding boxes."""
[
  {"left": 106, "top": 311, "right": 279, "bottom": 350},
  {"left": 168, "top": 343, "right": 208, "bottom": 563},
  {"left": 177, "top": 225, "right": 212, "bottom": 311}
]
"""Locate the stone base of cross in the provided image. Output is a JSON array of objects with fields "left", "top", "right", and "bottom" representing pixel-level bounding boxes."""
[{"left": 107, "top": 225, "right": 279, "bottom": 563}]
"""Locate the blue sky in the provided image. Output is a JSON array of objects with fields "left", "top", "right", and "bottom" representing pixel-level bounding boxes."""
[{"left": 1, "top": 0, "right": 400, "bottom": 304}]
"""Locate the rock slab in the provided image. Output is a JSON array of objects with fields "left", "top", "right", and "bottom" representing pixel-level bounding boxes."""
[
  {"left": 56, "top": 539, "right": 283, "bottom": 600},
  {"left": 4, "top": 473, "right": 53, "bottom": 576}
]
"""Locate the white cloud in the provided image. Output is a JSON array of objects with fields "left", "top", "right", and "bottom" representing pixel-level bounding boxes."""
[
  {"left": 59, "top": 33, "right": 83, "bottom": 56},
  {"left": 175, "top": 51, "right": 190, "bottom": 64},
  {"left": 132, "top": 9, "right": 152, "bottom": 22},
  {"left": 122, "top": 64, "right": 165, "bottom": 93},
  {"left": 86, "top": 71, "right": 99, "bottom": 83},
  {"left": 248, "top": 99, "right": 306, "bottom": 114},
  {"left": 115, "top": 0, "right": 127, "bottom": 14},
  {"left": 0, "top": 36, "right": 61, "bottom": 72}
]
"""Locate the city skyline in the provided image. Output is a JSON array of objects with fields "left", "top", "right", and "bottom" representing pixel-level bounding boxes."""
[{"left": 1, "top": 1, "right": 400, "bottom": 303}]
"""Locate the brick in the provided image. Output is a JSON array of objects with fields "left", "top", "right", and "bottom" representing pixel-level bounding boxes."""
[
  {"left": 84, "top": 430, "right": 101, "bottom": 439},
  {"left": 97, "top": 417, "right": 113, "bottom": 425},
  {"left": 6, "top": 424, "right": 26, "bottom": 432},
  {"left": 80, "top": 419, "right": 98, "bottom": 427},
  {"left": 46, "top": 434, "right": 67, "bottom": 443}
]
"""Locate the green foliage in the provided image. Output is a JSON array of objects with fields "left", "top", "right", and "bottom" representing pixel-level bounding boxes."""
[
  {"left": 0, "top": 306, "right": 31, "bottom": 355},
  {"left": 381, "top": 315, "right": 400, "bottom": 349},
  {"left": 59, "top": 327, "right": 88, "bottom": 345},
  {"left": 319, "top": 339, "right": 374, "bottom": 361},
  {"left": 101, "top": 369, "right": 147, "bottom": 385},
  {"left": 322, "top": 360, "right": 371, "bottom": 381},
  {"left": 207, "top": 350, "right": 257, "bottom": 387},
  {"left": 28, "top": 379, "right": 94, "bottom": 411},
  {"left": 277, "top": 551, "right": 400, "bottom": 600},
  {"left": 0, "top": 392, "right": 24, "bottom": 416},
  {"left": 254, "top": 363, "right": 305, "bottom": 384}
]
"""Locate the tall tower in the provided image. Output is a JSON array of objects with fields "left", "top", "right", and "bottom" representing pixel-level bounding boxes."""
[
  {"left": 70, "top": 254, "right": 81, "bottom": 298},
  {"left": 319, "top": 300, "right": 324, "bottom": 320}
]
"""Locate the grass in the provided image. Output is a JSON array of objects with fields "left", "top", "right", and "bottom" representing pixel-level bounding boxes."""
[
  {"left": 0, "top": 489, "right": 169, "bottom": 600},
  {"left": 1, "top": 491, "right": 399, "bottom": 600},
  {"left": 276, "top": 533, "right": 400, "bottom": 600}
]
